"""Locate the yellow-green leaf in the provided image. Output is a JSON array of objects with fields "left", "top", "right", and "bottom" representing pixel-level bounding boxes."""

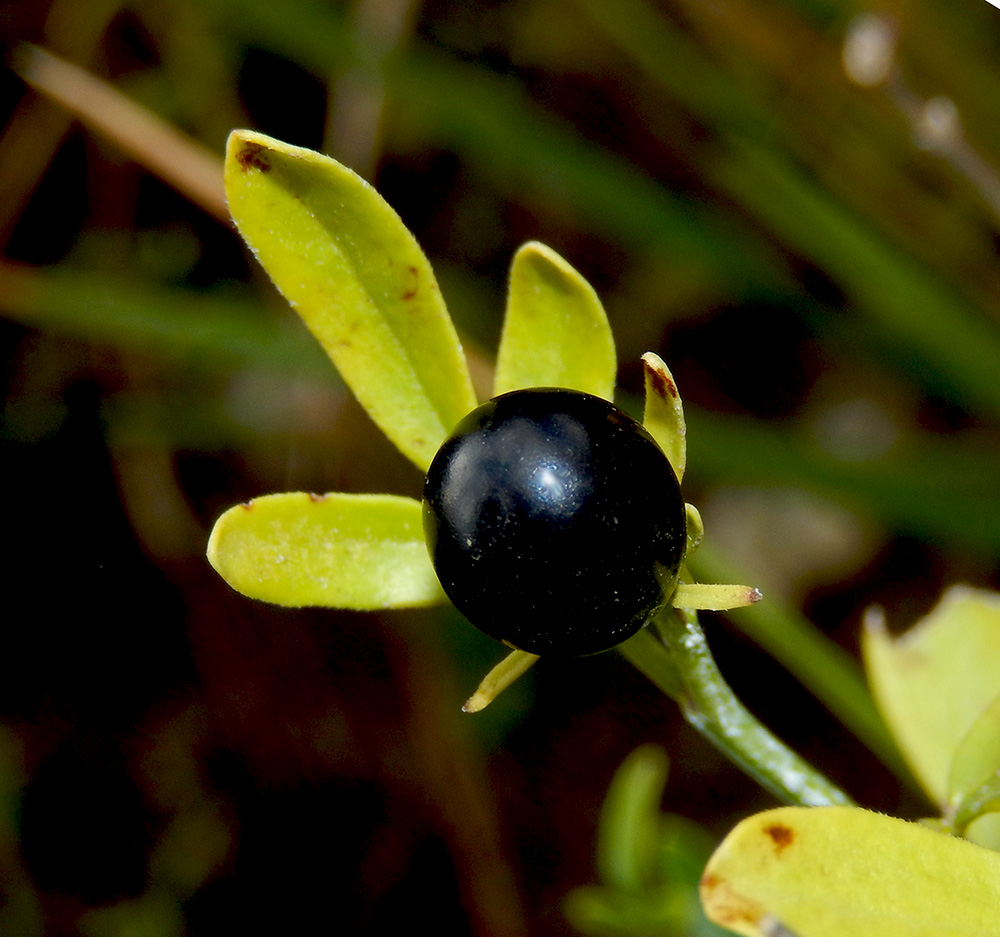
[
  {"left": 948, "top": 691, "right": 1000, "bottom": 832},
  {"left": 701, "top": 806, "right": 1000, "bottom": 937},
  {"left": 225, "top": 130, "right": 477, "bottom": 471},
  {"left": 641, "top": 352, "right": 686, "bottom": 481},
  {"left": 862, "top": 586, "right": 1000, "bottom": 808},
  {"left": 494, "top": 241, "right": 616, "bottom": 399},
  {"left": 207, "top": 492, "right": 445, "bottom": 609}
]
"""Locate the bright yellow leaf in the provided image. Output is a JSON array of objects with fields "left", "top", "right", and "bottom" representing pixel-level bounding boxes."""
[{"left": 701, "top": 806, "right": 1000, "bottom": 937}]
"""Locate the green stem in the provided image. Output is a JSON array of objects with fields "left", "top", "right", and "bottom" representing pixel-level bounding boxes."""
[
  {"left": 688, "top": 544, "right": 910, "bottom": 783},
  {"left": 619, "top": 609, "right": 853, "bottom": 807}
]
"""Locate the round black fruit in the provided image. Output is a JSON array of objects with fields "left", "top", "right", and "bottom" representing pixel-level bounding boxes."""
[{"left": 422, "top": 388, "right": 687, "bottom": 655}]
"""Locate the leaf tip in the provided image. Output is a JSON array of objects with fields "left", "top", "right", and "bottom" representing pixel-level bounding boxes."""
[
  {"left": 510, "top": 240, "right": 595, "bottom": 293},
  {"left": 514, "top": 240, "right": 558, "bottom": 265},
  {"left": 641, "top": 351, "right": 678, "bottom": 400},
  {"left": 463, "top": 650, "right": 539, "bottom": 714},
  {"left": 461, "top": 693, "right": 488, "bottom": 714},
  {"left": 227, "top": 130, "right": 272, "bottom": 175}
]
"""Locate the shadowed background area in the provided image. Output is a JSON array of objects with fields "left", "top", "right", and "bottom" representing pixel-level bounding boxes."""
[{"left": 1, "top": 0, "right": 999, "bottom": 934}]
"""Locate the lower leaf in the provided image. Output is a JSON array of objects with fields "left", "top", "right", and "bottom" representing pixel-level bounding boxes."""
[
  {"left": 207, "top": 492, "right": 445, "bottom": 609},
  {"left": 701, "top": 806, "right": 1000, "bottom": 937}
]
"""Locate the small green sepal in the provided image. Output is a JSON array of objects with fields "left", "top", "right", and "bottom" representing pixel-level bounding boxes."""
[
  {"left": 462, "top": 649, "right": 539, "bottom": 712},
  {"left": 641, "top": 351, "right": 686, "bottom": 482},
  {"left": 685, "top": 502, "right": 704, "bottom": 554},
  {"left": 672, "top": 583, "right": 763, "bottom": 612}
]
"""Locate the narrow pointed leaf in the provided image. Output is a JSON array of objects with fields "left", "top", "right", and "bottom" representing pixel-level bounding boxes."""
[
  {"left": 494, "top": 241, "right": 616, "bottom": 399},
  {"left": 641, "top": 352, "right": 686, "bottom": 481},
  {"left": 225, "top": 130, "right": 477, "bottom": 470},
  {"left": 672, "top": 583, "right": 763, "bottom": 611},
  {"left": 462, "top": 650, "right": 538, "bottom": 713},
  {"left": 701, "top": 806, "right": 1000, "bottom": 937},
  {"left": 207, "top": 492, "right": 445, "bottom": 608},
  {"left": 948, "top": 691, "right": 1000, "bottom": 831}
]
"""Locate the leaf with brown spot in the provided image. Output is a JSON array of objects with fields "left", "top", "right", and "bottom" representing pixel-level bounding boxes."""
[
  {"left": 763, "top": 824, "right": 793, "bottom": 853},
  {"left": 701, "top": 806, "right": 1000, "bottom": 937},
  {"left": 234, "top": 140, "right": 270, "bottom": 173},
  {"left": 224, "top": 130, "right": 477, "bottom": 472},
  {"left": 641, "top": 351, "right": 686, "bottom": 481}
]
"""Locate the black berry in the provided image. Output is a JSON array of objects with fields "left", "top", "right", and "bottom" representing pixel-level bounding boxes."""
[{"left": 422, "top": 388, "right": 687, "bottom": 655}]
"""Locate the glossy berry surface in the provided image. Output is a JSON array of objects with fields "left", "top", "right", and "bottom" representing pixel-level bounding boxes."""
[{"left": 422, "top": 388, "right": 687, "bottom": 656}]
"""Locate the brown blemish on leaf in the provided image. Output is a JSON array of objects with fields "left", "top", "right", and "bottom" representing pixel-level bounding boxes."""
[
  {"left": 764, "top": 823, "right": 795, "bottom": 853},
  {"left": 700, "top": 873, "right": 765, "bottom": 927},
  {"left": 236, "top": 142, "right": 271, "bottom": 173},
  {"left": 645, "top": 359, "right": 678, "bottom": 399},
  {"left": 402, "top": 265, "right": 419, "bottom": 301},
  {"left": 307, "top": 492, "right": 328, "bottom": 503}
]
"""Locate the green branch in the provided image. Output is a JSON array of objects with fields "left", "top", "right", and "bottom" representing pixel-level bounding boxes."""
[{"left": 619, "top": 609, "right": 852, "bottom": 807}]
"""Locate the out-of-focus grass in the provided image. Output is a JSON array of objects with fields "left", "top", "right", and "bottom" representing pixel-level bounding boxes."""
[
  {"left": 2, "top": 1, "right": 999, "bottom": 935},
  {"left": 0, "top": 264, "right": 332, "bottom": 378}
]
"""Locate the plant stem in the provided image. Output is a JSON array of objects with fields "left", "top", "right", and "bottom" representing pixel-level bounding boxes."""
[
  {"left": 688, "top": 544, "right": 909, "bottom": 782},
  {"left": 619, "top": 609, "right": 853, "bottom": 807}
]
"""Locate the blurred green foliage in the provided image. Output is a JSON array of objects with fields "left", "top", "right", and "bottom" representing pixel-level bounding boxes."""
[{"left": 565, "top": 745, "right": 728, "bottom": 937}]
